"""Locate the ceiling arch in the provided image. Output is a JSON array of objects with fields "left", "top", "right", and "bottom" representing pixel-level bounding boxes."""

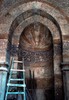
[
  {"left": 9, "top": 8, "right": 62, "bottom": 35},
  {"left": 8, "top": 1, "right": 68, "bottom": 34},
  {"left": 12, "top": 15, "right": 61, "bottom": 47},
  {"left": 7, "top": 1, "right": 69, "bottom": 51},
  {"left": 6, "top": 1, "right": 66, "bottom": 60},
  {"left": 8, "top": 8, "right": 63, "bottom": 49},
  {"left": 6, "top": 1, "right": 69, "bottom": 44}
]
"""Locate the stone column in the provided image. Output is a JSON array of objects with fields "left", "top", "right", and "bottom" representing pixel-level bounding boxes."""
[
  {"left": 61, "top": 63, "right": 69, "bottom": 100},
  {"left": 0, "top": 62, "right": 9, "bottom": 100}
]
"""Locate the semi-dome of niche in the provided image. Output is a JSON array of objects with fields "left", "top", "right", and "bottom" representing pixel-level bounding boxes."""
[{"left": 19, "top": 22, "right": 52, "bottom": 51}]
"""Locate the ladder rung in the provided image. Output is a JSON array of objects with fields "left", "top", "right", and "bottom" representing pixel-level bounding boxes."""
[
  {"left": 11, "top": 69, "right": 25, "bottom": 72},
  {"left": 10, "top": 79, "right": 24, "bottom": 81},
  {"left": 7, "top": 83, "right": 26, "bottom": 87},
  {"left": 13, "top": 61, "right": 23, "bottom": 63},
  {"left": 7, "top": 92, "right": 25, "bottom": 95}
]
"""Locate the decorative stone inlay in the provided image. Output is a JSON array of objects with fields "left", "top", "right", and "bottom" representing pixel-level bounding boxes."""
[{"left": 18, "top": 49, "right": 53, "bottom": 64}]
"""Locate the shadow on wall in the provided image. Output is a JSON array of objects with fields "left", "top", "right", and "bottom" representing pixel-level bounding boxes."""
[
  {"left": 26, "top": 70, "right": 37, "bottom": 100},
  {"left": 26, "top": 70, "right": 54, "bottom": 100},
  {"left": 44, "top": 88, "right": 54, "bottom": 100}
]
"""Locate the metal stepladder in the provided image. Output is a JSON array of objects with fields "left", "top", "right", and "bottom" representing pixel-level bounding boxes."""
[{"left": 5, "top": 58, "right": 26, "bottom": 100}]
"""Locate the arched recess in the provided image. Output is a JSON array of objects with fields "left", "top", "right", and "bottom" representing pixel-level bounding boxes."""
[
  {"left": 8, "top": 18, "right": 63, "bottom": 100},
  {"left": 6, "top": 1, "right": 65, "bottom": 100},
  {"left": 12, "top": 15, "right": 61, "bottom": 46},
  {"left": 18, "top": 23, "right": 54, "bottom": 100},
  {"left": 17, "top": 19, "right": 63, "bottom": 100},
  {"left": 7, "top": 10, "right": 62, "bottom": 60},
  {"left": 6, "top": 1, "right": 69, "bottom": 50}
]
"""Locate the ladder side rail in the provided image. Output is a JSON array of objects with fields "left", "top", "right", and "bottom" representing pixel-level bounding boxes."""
[
  {"left": 5, "top": 58, "right": 14, "bottom": 100},
  {"left": 23, "top": 58, "right": 26, "bottom": 100},
  {"left": 23, "top": 58, "right": 25, "bottom": 82},
  {"left": 8, "top": 57, "right": 14, "bottom": 82}
]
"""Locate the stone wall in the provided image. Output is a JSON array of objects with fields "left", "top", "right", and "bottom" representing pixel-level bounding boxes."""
[{"left": 0, "top": 0, "right": 69, "bottom": 100}]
